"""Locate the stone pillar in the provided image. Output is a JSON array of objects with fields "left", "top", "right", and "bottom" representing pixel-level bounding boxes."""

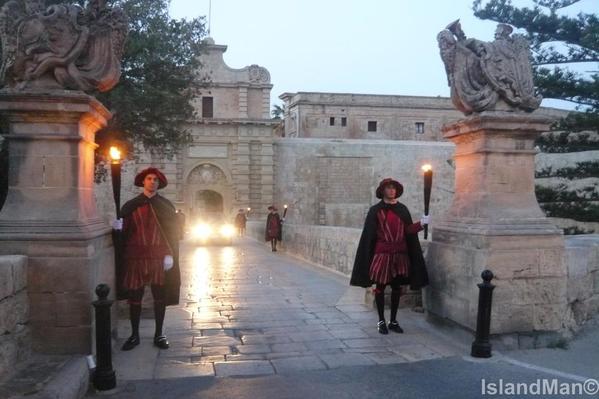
[
  {"left": 0, "top": 90, "right": 115, "bottom": 354},
  {"left": 424, "top": 111, "right": 571, "bottom": 348}
]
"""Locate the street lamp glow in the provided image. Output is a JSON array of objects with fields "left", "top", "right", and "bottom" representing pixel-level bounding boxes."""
[
  {"left": 421, "top": 164, "right": 432, "bottom": 172},
  {"left": 109, "top": 146, "right": 121, "bottom": 163}
]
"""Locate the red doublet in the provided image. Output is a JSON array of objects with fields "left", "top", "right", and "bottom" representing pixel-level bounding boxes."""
[
  {"left": 369, "top": 208, "right": 423, "bottom": 285},
  {"left": 122, "top": 203, "right": 171, "bottom": 290},
  {"left": 266, "top": 214, "right": 280, "bottom": 240}
]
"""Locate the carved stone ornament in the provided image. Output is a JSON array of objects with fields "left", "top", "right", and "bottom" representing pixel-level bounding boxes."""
[
  {"left": 437, "top": 20, "right": 541, "bottom": 115},
  {"left": 188, "top": 164, "right": 227, "bottom": 185},
  {"left": 0, "top": 0, "right": 128, "bottom": 92},
  {"left": 248, "top": 64, "right": 270, "bottom": 83}
]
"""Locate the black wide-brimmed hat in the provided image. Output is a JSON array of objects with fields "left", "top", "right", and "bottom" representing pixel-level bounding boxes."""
[
  {"left": 134, "top": 167, "right": 168, "bottom": 189},
  {"left": 375, "top": 178, "right": 404, "bottom": 199}
]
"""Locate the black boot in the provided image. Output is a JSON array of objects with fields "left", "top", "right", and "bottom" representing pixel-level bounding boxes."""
[
  {"left": 122, "top": 303, "right": 141, "bottom": 351},
  {"left": 377, "top": 320, "right": 389, "bottom": 334}
]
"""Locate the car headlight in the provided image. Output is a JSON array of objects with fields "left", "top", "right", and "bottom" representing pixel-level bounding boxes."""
[
  {"left": 220, "top": 224, "right": 235, "bottom": 238},
  {"left": 192, "top": 223, "right": 212, "bottom": 239}
]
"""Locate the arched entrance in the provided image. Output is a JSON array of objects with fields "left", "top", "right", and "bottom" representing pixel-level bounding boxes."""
[
  {"left": 194, "top": 190, "right": 224, "bottom": 219},
  {"left": 185, "top": 163, "right": 232, "bottom": 220}
]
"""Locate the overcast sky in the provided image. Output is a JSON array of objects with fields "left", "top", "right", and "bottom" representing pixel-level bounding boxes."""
[{"left": 169, "top": 0, "right": 596, "bottom": 111}]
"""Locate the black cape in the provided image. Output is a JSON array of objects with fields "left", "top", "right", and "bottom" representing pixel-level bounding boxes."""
[
  {"left": 115, "top": 193, "right": 181, "bottom": 306},
  {"left": 350, "top": 201, "right": 429, "bottom": 290},
  {"left": 265, "top": 213, "right": 282, "bottom": 241}
]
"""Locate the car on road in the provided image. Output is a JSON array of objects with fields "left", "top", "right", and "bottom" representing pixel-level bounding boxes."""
[{"left": 190, "top": 214, "right": 235, "bottom": 246}]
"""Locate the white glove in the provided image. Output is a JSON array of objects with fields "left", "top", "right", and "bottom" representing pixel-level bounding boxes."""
[
  {"left": 421, "top": 214, "right": 431, "bottom": 225},
  {"left": 163, "top": 255, "right": 174, "bottom": 271},
  {"left": 281, "top": 218, "right": 285, "bottom": 223},
  {"left": 112, "top": 218, "right": 123, "bottom": 230}
]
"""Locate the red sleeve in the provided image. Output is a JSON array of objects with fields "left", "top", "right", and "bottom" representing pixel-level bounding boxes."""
[{"left": 405, "top": 221, "right": 423, "bottom": 235}]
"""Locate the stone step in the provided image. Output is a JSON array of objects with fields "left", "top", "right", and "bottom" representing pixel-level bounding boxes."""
[{"left": 0, "top": 355, "right": 88, "bottom": 399}]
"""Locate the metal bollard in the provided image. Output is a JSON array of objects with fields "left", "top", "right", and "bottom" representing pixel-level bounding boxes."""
[
  {"left": 92, "top": 284, "right": 116, "bottom": 390},
  {"left": 471, "top": 270, "right": 495, "bottom": 358}
]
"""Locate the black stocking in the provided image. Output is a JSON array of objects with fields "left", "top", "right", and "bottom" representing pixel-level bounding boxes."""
[
  {"left": 152, "top": 284, "right": 166, "bottom": 337},
  {"left": 390, "top": 286, "right": 401, "bottom": 322},
  {"left": 128, "top": 288, "right": 144, "bottom": 338},
  {"left": 374, "top": 284, "right": 386, "bottom": 322}
]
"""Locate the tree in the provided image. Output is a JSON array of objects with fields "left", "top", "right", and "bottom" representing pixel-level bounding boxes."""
[
  {"left": 473, "top": 0, "right": 599, "bottom": 135},
  {"left": 271, "top": 104, "right": 286, "bottom": 119}
]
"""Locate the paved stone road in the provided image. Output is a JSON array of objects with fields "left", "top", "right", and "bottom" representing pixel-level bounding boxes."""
[{"left": 112, "top": 237, "right": 465, "bottom": 380}]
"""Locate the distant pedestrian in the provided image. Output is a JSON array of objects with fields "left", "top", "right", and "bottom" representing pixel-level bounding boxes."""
[
  {"left": 350, "top": 178, "right": 429, "bottom": 334},
  {"left": 112, "top": 167, "right": 180, "bottom": 351},
  {"left": 234, "top": 209, "right": 247, "bottom": 236},
  {"left": 176, "top": 209, "right": 186, "bottom": 240},
  {"left": 265, "top": 206, "right": 283, "bottom": 252}
]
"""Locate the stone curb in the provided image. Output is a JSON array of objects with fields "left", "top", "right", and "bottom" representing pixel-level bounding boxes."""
[{"left": 28, "top": 357, "right": 89, "bottom": 399}]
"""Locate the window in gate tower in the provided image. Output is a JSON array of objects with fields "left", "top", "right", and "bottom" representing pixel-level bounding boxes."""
[{"left": 202, "top": 97, "right": 214, "bottom": 118}]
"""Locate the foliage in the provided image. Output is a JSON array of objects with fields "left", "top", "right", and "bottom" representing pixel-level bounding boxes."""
[
  {"left": 535, "top": 184, "right": 599, "bottom": 202},
  {"left": 540, "top": 201, "right": 599, "bottom": 222},
  {"left": 536, "top": 131, "right": 599, "bottom": 152},
  {"left": 535, "top": 160, "right": 599, "bottom": 178},
  {"left": 271, "top": 104, "right": 285, "bottom": 119}
]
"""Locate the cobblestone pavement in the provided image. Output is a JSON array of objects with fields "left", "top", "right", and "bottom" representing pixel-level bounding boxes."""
[{"left": 112, "top": 237, "right": 466, "bottom": 380}]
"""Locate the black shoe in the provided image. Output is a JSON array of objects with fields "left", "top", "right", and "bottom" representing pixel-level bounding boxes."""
[
  {"left": 377, "top": 320, "right": 388, "bottom": 335},
  {"left": 154, "top": 335, "right": 170, "bottom": 349},
  {"left": 121, "top": 335, "right": 140, "bottom": 351},
  {"left": 388, "top": 320, "right": 404, "bottom": 333}
]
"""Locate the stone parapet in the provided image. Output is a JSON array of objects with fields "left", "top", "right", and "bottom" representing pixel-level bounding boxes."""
[
  {"left": 245, "top": 221, "right": 426, "bottom": 308},
  {"left": 0, "top": 255, "right": 30, "bottom": 377}
]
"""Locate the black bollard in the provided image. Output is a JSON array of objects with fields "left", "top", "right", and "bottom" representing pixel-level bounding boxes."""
[
  {"left": 92, "top": 284, "right": 116, "bottom": 390},
  {"left": 471, "top": 270, "right": 495, "bottom": 358}
]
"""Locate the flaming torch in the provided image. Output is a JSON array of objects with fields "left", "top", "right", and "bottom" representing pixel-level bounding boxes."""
[
  {"left": 283, "top": 204, "right": 288, "bottom": 219},
  {"left": 109, "top": 146, "right": 126, "bottom": 300},
  {"left": 422, "top": 164, "right": 433, "bottom": 240},
  {"left": 109, "top": 146, "right": 122, "bottom": 219}
]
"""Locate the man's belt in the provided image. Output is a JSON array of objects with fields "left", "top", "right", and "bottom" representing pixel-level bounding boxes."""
[{"left": 374, "top": 241, "right": 408, "bottom": 254}]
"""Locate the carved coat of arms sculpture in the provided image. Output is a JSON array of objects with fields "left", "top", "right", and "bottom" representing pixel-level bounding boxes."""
[
  {"left": 0, "top": 0, "right": 128, "bottom": 92},
  {"left": 437, "top": 20, "right": 541, "bottom": 115}
]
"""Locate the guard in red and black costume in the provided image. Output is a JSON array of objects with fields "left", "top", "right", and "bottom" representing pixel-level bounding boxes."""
[
  {"left": 350, "top": 178, "right": 430, "bottom": 334},
  {"left": 112, "top": 167, "right": 181, "bottom": 351},
  {"left": 265, "top": 206, "right": 283, "bottom": 252}
]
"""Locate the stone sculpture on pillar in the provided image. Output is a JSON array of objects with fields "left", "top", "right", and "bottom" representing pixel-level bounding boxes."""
[
  {"left": 424, "top": 21, "right": 572, "bottom": 349},
  {"left": 0, "top": 0, "right": 127, "bottom": 354},
  {"left": 0, "top": 0, "right": 127, "bottom": 92},
  {"left": 438, "top": 20, "right": 541, "bottom": 114}
]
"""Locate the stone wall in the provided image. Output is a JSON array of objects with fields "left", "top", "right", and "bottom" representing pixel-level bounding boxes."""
[
  {"left": 536, "top": 150, "right": 599, "bottom": 234},
  {"left": 246, "top": 221, "right": 428, "bottom": 308},
  {"left": 565, "top": 234, "right": 599, "bottom": 326},
  {"left": 0, "top": 255, "right": 29, "bottom": 377},
  {"left": 279, "top": 92, "right": 463, "bottom": 141},
  {"left": 272, "top": 138, "right": 456, "bottom": 228}
]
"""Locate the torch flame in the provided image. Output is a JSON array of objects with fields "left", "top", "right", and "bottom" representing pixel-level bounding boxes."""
[
  {"left": 421, "top": 164, "right": 432, "bottom": 172},
  {"left": 284, "top": 204, "right": 288, "bottom": 209},
  {"left": 109, "top": 146, "right": 121, "bottom": 162}
]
